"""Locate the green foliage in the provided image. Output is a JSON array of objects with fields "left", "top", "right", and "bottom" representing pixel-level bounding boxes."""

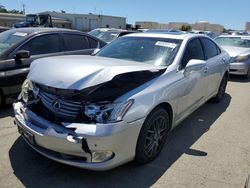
[
  {"left": 180, "top": 24, "right": 192, "bottom": 31},
  {"left": 0, "top": 5, "right": 24, "bottom": 14}
]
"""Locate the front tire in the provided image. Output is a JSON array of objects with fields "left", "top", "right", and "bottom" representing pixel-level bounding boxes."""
[
  {"left": 211, "top": 74, "right": 228, "bottom": 103},
  {"left": 244, "top": 67, "right": 250, "bottom": 79},
  {"left": 0, "top": 92, "right": 3, "bottom": 108},
  {"left": 135, "top": 107, "right": 170, "bottom": 164}
]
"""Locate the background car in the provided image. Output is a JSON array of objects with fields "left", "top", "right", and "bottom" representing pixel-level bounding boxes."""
[
  {"left": 0, "top": 27, "right": 106, "bottom": 107},
  {"left": 96, "top": 30, "right": 138, "bottom": 43},
  {"left": 215, "top": 35, "right": 250, "bottom": 78},
  {"left": 14, "top": 32, "right": 229, "bottom": 170},
  {"left": 88, "top": 28, "right": 121, "bottom": 37}
]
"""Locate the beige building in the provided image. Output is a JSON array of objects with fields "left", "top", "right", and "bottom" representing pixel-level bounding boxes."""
[
  {"left": 135, "top": 21, "right": 168, "bottom": 29},
  {"left": 0, "top": 12, "right": 71, "bottom": 29},
  {"left": 245, "top": 22, "right": 250, "bottom": 32},
  {"left": 0, "top": 13, "right": 24, "bottom": 27},
  {"left": 192, "top": 21, "right": 224, "bottom": 33},
  {"left": 136, "top": 20, "right": 224, "bottom": 33},
  {"left": 168, "top": 22, "right": 189, "bottom": 30}
]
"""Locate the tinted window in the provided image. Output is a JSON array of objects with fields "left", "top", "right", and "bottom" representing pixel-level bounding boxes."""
[
  {"left": 201, "top": 38, "right": 218, "bottom": 59},
  {"left": 181, "top": 38, "right": 204, "bottom": 68},
  {"left": 20, "top": 34, "right": 60, "bottom": 55},
  {"left": 63, "top": 34, "right": 89, "bottom": 51},
  {"left": 88, "top": 37, "right": 98, "bottom": 48}
]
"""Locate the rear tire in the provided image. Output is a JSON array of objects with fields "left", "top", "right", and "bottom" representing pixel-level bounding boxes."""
[
  {"left": 135, "top": 107, "right": 170, "bottom": 164},
  {"left": 211, "top": 74, "right": 228, "bottom": 103}
]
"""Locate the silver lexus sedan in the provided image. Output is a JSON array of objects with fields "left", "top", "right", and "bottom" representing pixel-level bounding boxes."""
[
  {"left": 215, "top": 35, "right": 250, "bottom": 78},
  {"left": 13, "top": 33, "right": 230, "bottom": 170}
]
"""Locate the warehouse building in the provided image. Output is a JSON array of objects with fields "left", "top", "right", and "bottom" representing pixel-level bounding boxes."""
[
  {"left": 246, "top": 22, "right": 250, "bottom": 32},
  {"left": 192, "top": 21, "right": 224, "bottom": 33},
  {"left": 0, "top": 12, "right": 126, "bottom": 31},
  {"left": 41, "top": 11, "right": 126, "bottom": 31},
  {"left": 0, "top": 12, "right": 71, "bottom": 28}
]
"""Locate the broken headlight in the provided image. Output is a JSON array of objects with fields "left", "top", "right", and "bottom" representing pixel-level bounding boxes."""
[
  {"left": 85, "top": 99, "right": 134, "bottom": 123},
  {"left": 19, "top": 79, "right": 39, "bottom": 103}
]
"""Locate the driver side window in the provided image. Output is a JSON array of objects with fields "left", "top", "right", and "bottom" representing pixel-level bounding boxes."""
[
  {"left": 20, "top": 34, "right": 60, "bottom": 56},
  {"left": 181, "top": 38, "right": 205, "bottom": 69}
]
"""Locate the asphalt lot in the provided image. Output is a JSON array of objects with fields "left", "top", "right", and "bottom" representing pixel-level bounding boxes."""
[{"left": 0, "top": 76, "right": 249, "bottom": 188}]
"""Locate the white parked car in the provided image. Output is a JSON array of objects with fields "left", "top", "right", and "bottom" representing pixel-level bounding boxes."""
[
  {"left": 13, "top": 33, "right": 230, "bottom": 170},
  {"left": 215, "top": 35, "right": 250, "bottom": 78}
]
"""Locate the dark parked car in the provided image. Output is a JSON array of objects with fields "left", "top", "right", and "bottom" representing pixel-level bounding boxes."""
[{"left": 0, "top": 27, "right": 106, "bottom": 107}]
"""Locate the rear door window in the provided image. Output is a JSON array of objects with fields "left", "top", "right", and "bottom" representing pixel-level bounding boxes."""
[
  {"left": 88, "top": 37, "right": 98, "bottom": 48},
  {"left": 20, "top": 34, "right": 60, "bottom": 55},
  {"left": 181, "top": 38, "right": 205, "bottom": 68},
  {"left": 201, "top": 38, "right": 219, "bottom": 59},
  {"left": 63, "top": 34, "right": 90, "bottom": 51}
]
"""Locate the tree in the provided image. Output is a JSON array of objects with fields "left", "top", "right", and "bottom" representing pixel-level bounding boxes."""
[
  {"left": 0, "top": 4, "right": 24, "bottom": 14},
  {"left": 180, "top": 24, "right": 192, "bottom": 31},
  {"left": 0, "top": 5, "right": 8, "bottom": 13}
]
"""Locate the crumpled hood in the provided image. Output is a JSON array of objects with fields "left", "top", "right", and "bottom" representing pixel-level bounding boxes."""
[
  {"left": 221, "top": 45, "right": 250, "bottom": 57},
  {"left": 28, "top": 55, "right": 165, "bottom": 90}
]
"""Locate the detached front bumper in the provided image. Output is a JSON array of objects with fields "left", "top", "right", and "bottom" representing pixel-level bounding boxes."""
[
  {"left": 13, "top": 102, "right": 144, "bottom": 171},
  {"left": 229, "top": 62, "right": 249, "bottom": 75}
]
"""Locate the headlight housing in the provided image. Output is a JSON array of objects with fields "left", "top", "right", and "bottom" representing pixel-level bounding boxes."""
[
  {"left": 235, "top": 55, "right": 249, "bottom": 62},
  {"left": 19, "top": 79, "right": 38, "bottom": 103},
  {"left": 84, "top": 99, "right": 134, "bottom": 123}
]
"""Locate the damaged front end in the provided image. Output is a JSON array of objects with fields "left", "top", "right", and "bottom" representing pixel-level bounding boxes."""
[{"left": 13, "top": 68, "right": 165, "bottom": 170}]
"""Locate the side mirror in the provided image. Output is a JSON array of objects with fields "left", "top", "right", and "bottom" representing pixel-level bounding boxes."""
[
  {"left": 91, "top": 48, "right": 100, "bottom": 56},
  {"left": 14, "top": 50, "right": 30, "bottom": 62},
  {"left": 184, "top": 59, "right": 206, "bottom": 77}
]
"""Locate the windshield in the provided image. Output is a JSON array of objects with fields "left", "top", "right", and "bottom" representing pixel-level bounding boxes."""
[
  {"left": 26, "top": 15, "right": 36, "bottom": 23},
  {"left": 89, "top": 30, "right": 103, "bottom": 37},
  {"left": 97, "top": 31, "right": 120, "bottom": 43},
  {"left": 215, "top": 37, "right": 250, "bottom": 48},
  {"left": 96, "top": 37, "right": 182, "bottom": 66},
  {"left": 0, "top": 30, "right": 28, "bottom": 56}
]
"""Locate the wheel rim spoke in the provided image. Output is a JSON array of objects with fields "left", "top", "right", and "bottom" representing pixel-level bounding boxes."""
[{"left": 145, "top": 115, "right": 168, "bottom": 157}]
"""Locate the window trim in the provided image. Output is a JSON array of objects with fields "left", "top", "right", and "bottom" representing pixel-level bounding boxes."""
[
  {"left": 9, "top": 33, "right": 63, "bottom": 58},
  {"left": 200, "top": 37, "right": 220, "bottom": 60},
  {"left": 180, "top": 37, "right": 205, "bottom": 70}
]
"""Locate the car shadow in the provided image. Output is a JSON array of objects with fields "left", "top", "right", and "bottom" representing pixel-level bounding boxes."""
[
  {"left": 228, "top": 75, "right": 250, "bottom": 83},
  {"left": 9, "top": 94, "right": 231, "bottom": 188},
  {"left": 0, "top": 104, "right": 14, "bottom": 118}
]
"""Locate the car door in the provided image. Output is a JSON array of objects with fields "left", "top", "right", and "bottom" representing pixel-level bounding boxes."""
[
  {"left": 62, "top": 33, "right": 95, "bottom": 55},
  {"left": 176, "top": 38, "right": 207, "bottom": 122},
  {"left": 200, "top": 37, "right": 224, "bottom": 99},
  {"left": 4, "top": 33, "right": 64, "bottom": 95}
]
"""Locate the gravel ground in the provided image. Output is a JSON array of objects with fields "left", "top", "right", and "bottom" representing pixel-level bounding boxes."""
[{"left": 0, "top": 76, "right": 249, "bottom": 188}]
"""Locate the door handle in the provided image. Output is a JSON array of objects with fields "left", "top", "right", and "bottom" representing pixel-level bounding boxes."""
[{"left": 203, "top": 66, "right": 208, "bottom": 73}]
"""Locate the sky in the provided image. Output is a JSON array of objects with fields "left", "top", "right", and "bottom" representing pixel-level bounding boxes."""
[{"left": 1, "top": 0, "right": 249, "bottom": 30}]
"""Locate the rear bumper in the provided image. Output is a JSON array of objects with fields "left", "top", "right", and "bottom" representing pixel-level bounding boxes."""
[
  {"left": 13, "top": 102, "right": 144, "bottom": 171},
  {"left": 229, "top": 62, "right": 249, "bottom": 75}
]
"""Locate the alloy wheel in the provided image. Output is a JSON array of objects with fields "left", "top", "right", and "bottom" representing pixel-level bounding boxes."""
[{"left": 144, "top": 115, "right": 168, "bottom": 157}]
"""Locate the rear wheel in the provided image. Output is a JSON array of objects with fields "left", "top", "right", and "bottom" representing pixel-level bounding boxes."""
[
  {"left": 211, "top": 74, "right": 228, "bottom": 103},
  {"left": 135, "top": 107, "right": 170, "bottom": 164}
]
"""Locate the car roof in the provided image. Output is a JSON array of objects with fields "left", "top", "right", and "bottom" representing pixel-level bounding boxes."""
[
  {"left": 123, "top": 32, "right": 202, "bottom": 40},
  {"left": 6, "top": 27, "right": 81, "bottom": 35}
]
